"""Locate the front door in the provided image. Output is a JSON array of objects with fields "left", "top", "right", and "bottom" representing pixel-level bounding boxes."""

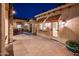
[{"left": 52, "top": 22, "right": 59, "bottom": 38}]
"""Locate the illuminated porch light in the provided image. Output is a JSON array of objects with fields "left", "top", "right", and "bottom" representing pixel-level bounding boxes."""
[
  {"left": 59, "top": 21, "right": 65, "bottom": 28},
  {"left": 12, "top": 10, "right": 16, "bottom": 14},
  {"left": 24, "top": 23, "right": 28, "bottom": 26}
]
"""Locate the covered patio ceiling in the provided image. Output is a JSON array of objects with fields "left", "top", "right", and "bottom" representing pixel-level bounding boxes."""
[
  {"left": 36, "top": 14, "right": 60, "bottom": 23},
  {"left": 45, "top": 15, "right": 60, "bottom": 22}
]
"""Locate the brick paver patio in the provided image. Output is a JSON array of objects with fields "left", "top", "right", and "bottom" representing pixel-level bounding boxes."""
[{"left": 10, "top": 34, "right": 73, "bottom": 56}]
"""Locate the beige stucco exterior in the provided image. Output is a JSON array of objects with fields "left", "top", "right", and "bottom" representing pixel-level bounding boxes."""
[
  {"left": 58, "top": 4, "right": 79, "bottom": 43},
  {"left": 13, "top": 19, "right": 31, "bottom": 32},
  {"left": 0, "top": 3, "right": 13, "bottom": 55},
  {"left": 5, "top": 4, "right": 9, "bottom": 45},
  {"left": 0, "top": 4, "right": 9, "bottom": 55},
  {"left": 35, "top": 4, "right": 79, "bottom": 44},
  {"left": 13, "top": 19, "right": 26, "bottom": 29}
]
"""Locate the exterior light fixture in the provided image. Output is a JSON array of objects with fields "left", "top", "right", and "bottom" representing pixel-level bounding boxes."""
[
  {"left": 24, "top": 23, "right": 28, "bottom": 26},
  {"left": 59, "top": 20, "right": 66, "bottom": 28},
  {"left": 12, "top": 10, "right": 16, "bottom": 15}
]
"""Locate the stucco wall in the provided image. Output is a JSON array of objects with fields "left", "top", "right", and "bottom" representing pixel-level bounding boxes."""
[
  {"left": 5, "top": 4, "right": 9, "bottom": 45},
  {"left": 58, "top": 4, "right": 79, "bottom": 43},
  {"left": 13, "top": 22, "right": 17, "bottom": 29},
  {"left": 37, "top": 23, "right": 52, "bottom": 39},
  {"left": 5, "top": 18, "right": 8, "bottom": 44},
  {"left": 60, "top": 4, "right": 79, "bottom": 21}
]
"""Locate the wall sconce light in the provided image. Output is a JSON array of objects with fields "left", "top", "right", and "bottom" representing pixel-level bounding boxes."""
[
  {"left": 24, "top": 23, "right": 28, "bottom": 26},
  {"left": 59, "top": 20, "right": 66, "bottom": 28},
  {"left": 12, "top": 10, "right": 16, "bottom": 15}
]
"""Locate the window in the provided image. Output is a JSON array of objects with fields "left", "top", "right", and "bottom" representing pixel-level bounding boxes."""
[
  {"left": 40, "top": 23, "right": 51, "bottom": 31},
  {"left": 16, "top": 24, "right": 22, "bottom": 29}
]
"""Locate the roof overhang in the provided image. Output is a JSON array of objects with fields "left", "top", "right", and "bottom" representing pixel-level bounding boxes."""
[{"left": 35, "top": 3, "right": 75, "bottom": 18}]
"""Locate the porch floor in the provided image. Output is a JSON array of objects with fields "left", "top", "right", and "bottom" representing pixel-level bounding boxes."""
[{"left": 6, "top": 34, "right": 73, "bottom": 56}]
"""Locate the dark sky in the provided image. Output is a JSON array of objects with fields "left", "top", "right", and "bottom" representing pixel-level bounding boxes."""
[{"left": 13, "top": 3, "right": 64, "bottom": 19}]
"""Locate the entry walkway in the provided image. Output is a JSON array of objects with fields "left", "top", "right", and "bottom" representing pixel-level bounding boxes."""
[{"left": 11, "top": 34, "right": 73, "bottom": 56}]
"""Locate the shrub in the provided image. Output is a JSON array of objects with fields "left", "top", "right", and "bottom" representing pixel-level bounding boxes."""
[{"left": 66, "top": 40, "right": 79, "bottom": 53}]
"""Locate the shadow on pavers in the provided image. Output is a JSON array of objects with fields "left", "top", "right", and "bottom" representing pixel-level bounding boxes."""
[{"left": 5, "top": 43, "right": 14, "bottom": 56}]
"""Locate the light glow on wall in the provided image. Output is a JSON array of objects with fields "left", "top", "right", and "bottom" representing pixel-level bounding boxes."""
[
  {"left": 59, "top": 20, "right": 65, "bottom": 28},
  {"left": 16, "top": 24, "right": 22, "bottom": 29},
  {"left": 40, "top": 23, "right": 51, "bottom": 30},
  {"left": 24, "top": 23, "right": 28, "bottom": 26},
  {"left": 12, "top": 10, "right": 16, "bottom": 14}
]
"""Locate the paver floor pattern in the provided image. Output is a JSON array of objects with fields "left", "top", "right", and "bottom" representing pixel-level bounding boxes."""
[{"left": 12, "top": 34, "right": 73, "bottom": 56}]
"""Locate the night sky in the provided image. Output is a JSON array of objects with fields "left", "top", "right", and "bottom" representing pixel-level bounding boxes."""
[{"left": 13, "top": 3, "right": 64, "bottom": 19}]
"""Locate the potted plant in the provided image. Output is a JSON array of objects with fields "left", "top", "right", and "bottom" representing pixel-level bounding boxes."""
[{"left": 66, "top": 40, "right": 79, "bottom": 53}]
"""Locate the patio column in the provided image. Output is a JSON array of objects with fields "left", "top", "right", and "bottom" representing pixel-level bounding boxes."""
[
  {"left": 32, "top": 21, "right": 35, "bottom": 34},
  {"left": 8, "top": 22, "right": 13, "bottom": 43},
  {"left": 0, "top": 4, "right": 6, "bottom": 56},
  {"left": 50, "top": 22, "right": 53, "bottom": 39},
  {"left": 36, "top": 23, "right": 39, "bottom": 35},
  {"left": 4, "top": 4, "right": 9, "bottom": 45},
  {"left": 8, "top": 4, "right": 13, "bottom": 43}
]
